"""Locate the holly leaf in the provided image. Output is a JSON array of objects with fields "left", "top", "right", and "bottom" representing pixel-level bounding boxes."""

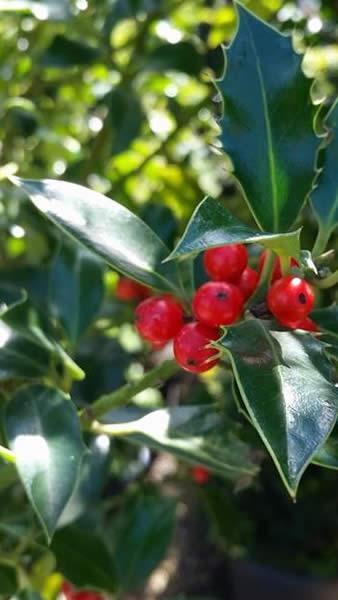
[
  {"left": 311, "top": 100, "right": 338, "bottom": 241},
  {"left": 41, "top": 35, "right": 100, "bottom": 67},
  {"left": 217, "top": 320, "right": 338, "bottom": 496},
  {"left": 49, "top": 242, "right": 104, "bottom": 344},
  {"left": 11, "top": 177, "right": 189, "bottom": 297},
  {"left": 6, "top": 384, "right": 86, "bottom": 541},
  {"left": 101, "top": 404, "right": 258, "bottom": 481},
  {"left": 52, "top": 525, "right": 116, "bottom": 591},
  {"left": 218, "top": 3, "right": 319, "bottom": 232},
  {"left": 311, "top": 305, "right": 338, "bottom": 337},
  {"left": 313, "top": 431, "right": 338, "bottom": 470},
  {"left": 166, "top": 197, "right": 300, "bottom": 261},
  {"left": 109, "top": 488, "right": 176, "bottom": 590},
  {"left": 145, "top": 42, "right": 203, "bottom": 75}
]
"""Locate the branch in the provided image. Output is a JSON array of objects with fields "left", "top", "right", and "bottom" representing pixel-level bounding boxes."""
[
  {"left": 0, "top": 445, "right": 15, "bottom": 464},
  {"left": 81, "top": 359, "right": 180, "bottom": 424}
]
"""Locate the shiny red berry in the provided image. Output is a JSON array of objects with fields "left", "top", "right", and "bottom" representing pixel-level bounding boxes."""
[
  {"left": 62, "top": 582, "right": 74, "bottom": 599},
  {"left": 236, "top": 267, "right": 259, "bottom": 300},
  {"left": 135, "top": 295, "right": 184, "bottom": 343},
  {"left": 203, "top": 244, "right": 248, "bottom": 282},
  {"left": 116, "top": 277, "right": 150, "bottom": 301},
  {"left": 258, "top": 251, "right": 299, "bottom": 283},
  {"left": 192, "top": 281, "right": 244, "bottom": 327},
  {"left": 267, "top": 276, "right": 314, "bottom": 323},
  {"left": 73, "top": 593, "right": 102, "bottom": 600},
  {"left": 173, "top": 322, "right": 220, "bottom": 373},
  {"left": 192, "top": 465, "right": 210, "bottom": 485}
]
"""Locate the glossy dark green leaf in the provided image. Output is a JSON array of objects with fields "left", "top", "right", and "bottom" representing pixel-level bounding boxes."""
[
  {"left": 110, "top": 488, "right": 175, "bottom": 590},
  {"left": 110, "top": 86, "right": 144, "bottom": 155},
  {"left": 311, "top": 101, "right": 338, "bottom": 240},
  {"left": 59, "top": 435, "right": 111, "bottom": 527},
  {"left": 49, "top": 242, "right": 104, "bottom": 344},
  {"left": 140, "top": 203, "right": 178, "bottom": 248},
  {"left": 6, "top": 384, "right": 86, "bottom": 541},
  {"left": 102, "top": 405, "right": 258, "bottom": 481},
  {"left": 311, "top": 305, "right": 338, "bottom": 336},
  {"left": 41, "top": 35, "right": 100, "bottom": 67},
  {"left": 0, "top": 299, "right": 84, "bottom": 383},
  {"left": 217, "top": 320, "right": 338, "bottom": 496},
  {"left": 11, "top": 178, "right": 189, "bottom": 297},
  {"left": 167, "top": 197, "right": 301, "bottom": 261},
  {"left": 52, "top": 525, "right": 116, "bottom": 591},
  {"left": 145, "top": 42, "right": 203, "bottom": 75},
  {"left": 218, "top": 3, "right": 319, "bottom": 232}
]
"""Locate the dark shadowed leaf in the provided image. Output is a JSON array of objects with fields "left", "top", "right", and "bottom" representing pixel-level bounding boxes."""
[
  {"left": 110, "top": 86, "right": 144, "bottom": 154},
  {"left": 145, "top": 42, "right": 203, "bottom": 75},
  {"left": 167, "top": 197, "right": 300, "bottom": 261},
  {"left": 6, "top": 385, "right": 86, "bottom": 541},
  {"left": 15, "top": 590, "right": 43, "bottom": 600},
  {"left": 101, "top": 404, "right": 258, "bottom": 481},
  {"left": 217, "top": 320, "right": 338, "bottom": 496},
  {"left": 52, "top": 525, "right": 116, "bottom": 591},
  {"left": 311, "top": 305, "right": 338, "bottom": 337},
  {"left": 313, "top": 429, "right": 338, "bottom": 470},
  {"left": 11, "top": 178, "right": 190, "bottom": 297},
  {"left": 41, "top": 35, "right": 100, "bottom": 67},
  {"left": 0, "top": 565, "right": 17, "bottom": 594},
  {"left": 218, "top": 4, "right": 319, "bottom": 232},
  {"left": 109, "top": 488, "right": 176, "bottom": 590},
  {"left": 49, "top": 242, "right": 104, "bottom": 344},
  {"left": 0, "top": 285, "right": 26, "bottom": 316},
  {"left": 311, "top": 100, "right": 338, "bottom": 243}
]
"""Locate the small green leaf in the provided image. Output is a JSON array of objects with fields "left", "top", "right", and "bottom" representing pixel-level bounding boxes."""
[
  {"left": 313, "top": 431, "right": 338, "bottom": 470},
  {"left": 311, "top": 100, "right": 338, "bottom": 239},
  {"left": 103, "top": 404, "right": 258, "bottom": 480},
  {"left": 6, "top": 384, "right": 86, "bottom": 541},
  {"left": 311, "top": 305, "right": 338, "bottom": 337},
  {"left": 52, "top": 525, "right": 116, "bottom": 591},
  {"left": 145, "top": 42, "right": 203, "bottom": 75},
  {"left": 218, "top": 3, "right": 319, "bottom": 232},
  {"left": 11, "top": 178, "right": 190, "bottom": 297},
  {"left": 41, "top": 35, "right": 100, "bottom": 67},
  {"left": 167, "top": 197, "right": 300, "bottom": 261},
  {"left": 49, "top": 242, "right": 104, "bottom": 344},
  {"left": 217, "top": 320, "right": 338, "bottom": 496},
  {"left": 110, "top": 488, "right": 176, "bottom": 590}
]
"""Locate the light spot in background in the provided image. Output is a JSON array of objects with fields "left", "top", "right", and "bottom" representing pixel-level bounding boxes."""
[
  {"left": 13, "top": 435, "right": 50, "bottom": 470},
  {"left": 88, "top": 116, "right": 103, "bottom": 133},
  {"left": 76, "top": 0, "right": 88, "bottom": 10},
  {"left": 95, "top": 434, "right": 110, "bottom": 453},
  {"left": 32, "top": 4, "right": 49, "bottom": 20},
  {"left": 17, "top": 38, "right": 29, "bottom": 52},
  {"left": 165, "top": 84, "right": 178, "bottom": 98},
  {"left": 156, "top": 20, "right": 183, "bottom": 44},
  {"left": 307, "top": 16, "right": 322, "bottom": 33},
  {"left": 10, "top": 224, "right": 25, "bottom": 238},
  {"left": 52, "top": 160, "right": 66, "bottom": 176}
]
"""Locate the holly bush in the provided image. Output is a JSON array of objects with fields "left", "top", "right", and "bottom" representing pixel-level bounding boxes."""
[{"left": 0, "top": 0, "right": 338, "bottom": 598}]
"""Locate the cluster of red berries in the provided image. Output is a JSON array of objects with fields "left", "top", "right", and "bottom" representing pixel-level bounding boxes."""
[
  {"left": 117, "top": 244, "right": 317, "bottom": 374},
  {"left": 61, "top": 581, "right": 102, "bottom": 600}
]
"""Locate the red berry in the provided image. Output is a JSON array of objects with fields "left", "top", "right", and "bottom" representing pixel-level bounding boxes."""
[
  {"left": 204, "top": 244, "right": 248, "bottom": 282},
  {"left": 135, "top": 295, "right": 184, "bottom": 343},
  {"left": 236, "top": 267, "right": 259, "bottom": 300},
  {"left": 173, "top": 322, "right": 220, "bottom": 373},
  {"left": 62, "top": 582, "right": 74, "bottom": 599},
  {"left": 258, "top": 251, "right": 299, "bottom": 283},
  {"left": 192, "top": 465, "right": 210, "bottom": 485},
  {"left": 73, "top": 593, "right": 102, "bottom": 600},
  {"left": 116, "top": 277, "right": 150, "bottom": 301},
  {"left": 192, "top": 281, "right": 244, "bottom": 327},
  {"left": 267, "top": 276, "right": 315, "bottom": 323}
]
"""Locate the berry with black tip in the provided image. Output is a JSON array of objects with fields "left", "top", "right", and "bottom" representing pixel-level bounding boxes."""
[
  {"left": 267, "top": 276, "right": 314, "bottom": 323},
  {"left": 135, "top": 295, "right": 184, "bottom": 344},
  {"left": 204, "top": 244, "right": 248, "bottom": 282},
  {"left": 192, "top": 281, "right": 244, "bottom": 327},
  {"left": 173, "top": 321, "right": 220, "bottom": 373}
]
